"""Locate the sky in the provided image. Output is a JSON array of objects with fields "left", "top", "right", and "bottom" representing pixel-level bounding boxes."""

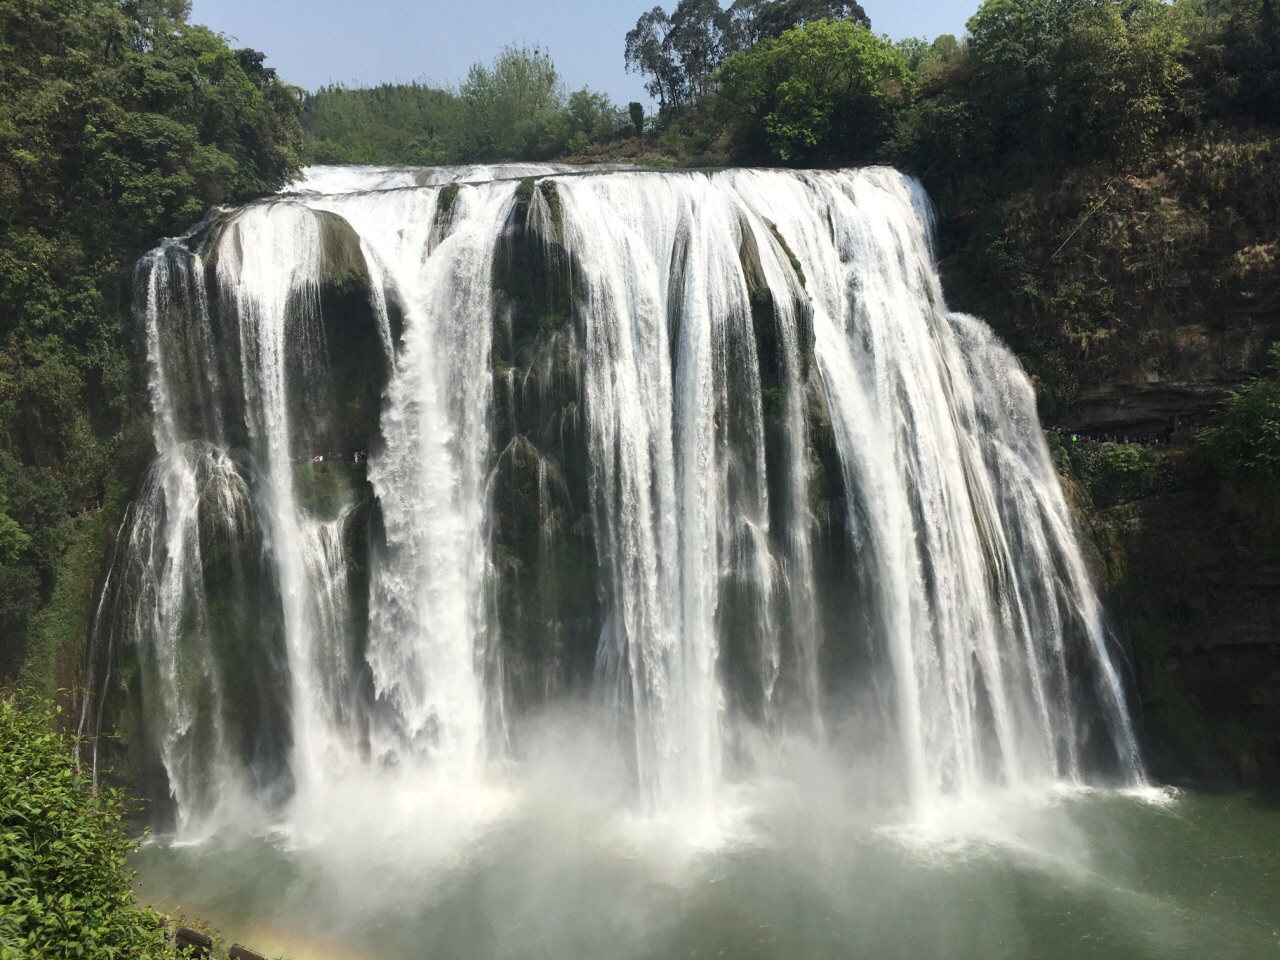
[{"left": 190, "top": 0, "right": 977, "bottom": 105}]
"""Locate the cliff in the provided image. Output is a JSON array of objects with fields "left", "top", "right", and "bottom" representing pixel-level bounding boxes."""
[{"left": 940, "top": 133, "right": 1280, "bottom": 784}]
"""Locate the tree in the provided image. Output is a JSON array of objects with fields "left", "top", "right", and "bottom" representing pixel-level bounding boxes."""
[
  {"left": 625, "top": 0, "right": 874, "bottom": 113},
  {"left": 890, "top": 0, "right": 1192, "bottom": 182},
  {"left": 566, "top": 88, "right": 623, "bottom": 146},
  {"left": 725, "top": 0, "right": 769, "bottom": 51},
  {"left": 752, "top": 0, "right": 870, "bottom": 40},
  {"left": 461, "top": 45, "right": 568, "bottom": 159},
  {"left": 894, "top": 36, "right": 932, "bottom": 71},
  {"left": 0, "top": 483, "right": 29, "bottom": 569},
  {"left": 963, "top": 0, "right": 1075, "bottom": 162},
  {"left": 1184, "top": 0, "right": 1280, "bottom": 122},
  {"left": 1057, "top": 0, "right": 1190, "bottom": 164},
  {"left": 719, "top": 19, "right": 910, "bottom": 161},
  {"left": 625, "top": 6, "right": 686, "bottom": 110},
  {"left": 882, "top": 35, "right": 984, "bottom": 190},
  {"left": 301, "top": 82, "right": 469, "bottom": 165},
  {"left": 118, "top": 0, "right": 191, "bottom": 49},
  {"left": 669, "top": 0, "right": 732, "bottom": 101},
  {"left": 629, "top": 101, "right": 647, "bottom": 136},
  {"left": 300, "top": 58, "right": 622, "bottom": 165}
]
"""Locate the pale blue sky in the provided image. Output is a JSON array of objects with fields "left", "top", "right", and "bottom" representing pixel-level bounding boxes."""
[{"left": 190, "top": 0, "right": 977, "bottom": 104}]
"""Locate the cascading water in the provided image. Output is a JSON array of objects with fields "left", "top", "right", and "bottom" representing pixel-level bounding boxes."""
[
  {"left": 729, "top": 169, "right": 1143, "bottom": 806},
  {"left": 307, "top": 182, "right": 516, "bottom": 770},
  {"left": 83, "top": 164, "right": 1142, "bottom": 843}
]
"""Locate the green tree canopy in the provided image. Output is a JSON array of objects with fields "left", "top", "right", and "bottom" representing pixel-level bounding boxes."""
[
  {"left": 626, "top": 0, "right": 873, "bottom": 113},
  {"left": 301, "top": 48, "right": 622, "bottom": 165},
  {"left": 750, "top": 0, "right": 870, "bottom": 40},
  {"left": 461, "top": 45, "right": 569, "bottom": 159},
  {"left": 0, "top": 481, "right": 29, "bottom": 570},
  {"left": 891, "top": 0, "right": 1193, "bottom": 182},
  {"left": 718, "top": 19, "right": 910, "bottom": 161}
]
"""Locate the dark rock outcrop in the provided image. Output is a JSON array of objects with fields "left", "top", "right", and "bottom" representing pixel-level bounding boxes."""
[{"left": 1073, "top": 451, "right": 1280, "bottom": 783}]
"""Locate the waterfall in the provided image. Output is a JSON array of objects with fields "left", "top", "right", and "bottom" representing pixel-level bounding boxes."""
[
  {"left": 84, "top": 164, "right": 1141, "bottom": 832},
  {"left": 305, "top": 182, "right": 515, "bottom": 769}
]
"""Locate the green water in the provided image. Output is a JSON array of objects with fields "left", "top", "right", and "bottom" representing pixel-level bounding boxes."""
[{"left": 133, "top": 784, "right": 1280, "bottom": 960}]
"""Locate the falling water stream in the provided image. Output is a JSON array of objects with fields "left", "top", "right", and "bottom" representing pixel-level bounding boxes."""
[{"left": 79, "top": 165, "right": 1278, "bottom": 959}]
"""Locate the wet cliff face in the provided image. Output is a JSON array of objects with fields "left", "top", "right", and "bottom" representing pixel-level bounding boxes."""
[
  {"left": 1090, "top": 466, "right": 1280, "bottom": 784},
  {"left": 1047, "top": 430, "right": 1280, "bottom": 784},
  {"left": 1062, "top": 318, "right": 1280, "bottom": 435},
  {"left": 940, "top": 137, "right": 1280, "bottom": 437},
  {"left": 488, "top": 179, "right": 601, "bottom": 714}
]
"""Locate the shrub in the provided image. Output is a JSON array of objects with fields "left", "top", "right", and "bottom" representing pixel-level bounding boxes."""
[
  {"left": 0, "top": 696, "right": 173, "bottom": 959},
  {"left": 1199, "top": 343, "right": 1280, "bottom": 486}
]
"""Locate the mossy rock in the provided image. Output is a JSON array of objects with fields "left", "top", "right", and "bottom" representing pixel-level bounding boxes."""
[
  {"left": 17, "top": 506, "right": 115, "bottom": 709},
  {"left": 435, "top": 182, "right": 461, "bottom": 230},
  {"left": 739, "top": 223, "right": 784, "bottom": 393},
  {"left": 189, "top": 211, "right": 232, "bottom": 258},
  {"left": 492, "top": 184, "right": 582, "bottom": 370},
  {"left": 538, "top": 180, "right": 564, "bottom": 237},
  {"left": 205, "top": 206, "right": 368, "bottom": 295},
  {"left": 513, "top": 177, "right": 537, "bottom": 209},
  {"left": 766, "top": 220, "right": 806, "bottom": 288},
  {"left": 293, "top": 459, "right": 368, "bottom": 518},
  {"left": 285, "top": 217, "right": 389, "bottom": 457},
  {"left": 317, "top": 210, "right": 370, "bottom": 296}
]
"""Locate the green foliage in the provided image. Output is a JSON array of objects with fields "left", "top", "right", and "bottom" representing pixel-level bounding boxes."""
[
  {"left": 566, "top": 89, "right": 623, "bottom": 147},
  {"left": 718, "top": 20, "right": 910, "bottom": 162},
  {"left": 1185, "top": 0, "right": 1280, "bottom": 122},
  {"left": 749, "top": 0, "right": 870, "bottom": 39},
  {"left": 0, "top": 696, "right": 174, "bottom": 958},
  {"left": 16, "top": 506, "right": 114, "bottom": 699},
  {"left": 888, "top": 0, "right": 1194, "bottom": 183},
  {"left": 301, "top": 82, "right": 465, "bottom": 165},
  {"left": 0, "top": 0, "right": 302, "bottom": 249},
  {"left": 1199, "top": 344, "right": 1280, "bottom": 485},
  {"left": 557, "top": 0, "right": 1181, "bottom": 190},
  {"left": 460, "top": 45, "right": 569, "bottom": 159},
  {"left": 437, "top": 182, "right": 460, "bottom": 219},
  {"left": 865, "top": 0, "right": 1280, "bottom": 417},
  {"left": 0, "top": 0, "right": 302, "bottom": 689},
  {"left": 893, "top": 36, "right": 933, "bottom": 70},
  {"left": 625, "top": 2, "right": 712, "bottom": 112},
  {"left": 300, "top": 47, "right": 623, "bottom": 165},
  {"left": 1060, "top": 0, "right": 1191, "bottom": 164},
  {"left": 625, "top": 0, "right": 871, "bottom": 112},
  {"left": 514, "top": 178, "right": 537, "bottom": 208},
  {"left": 629, "top": 101, "right": 646, "bottom": 136},
  {"left": 1093, "top": 443, "right": 1162, "bottom": 504},
  {"left": 0, "top": 482, "right": 30, "bottom": 570},
  {"left": 1052, "top": 433, "right": 1163, "bottom": 507}
]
